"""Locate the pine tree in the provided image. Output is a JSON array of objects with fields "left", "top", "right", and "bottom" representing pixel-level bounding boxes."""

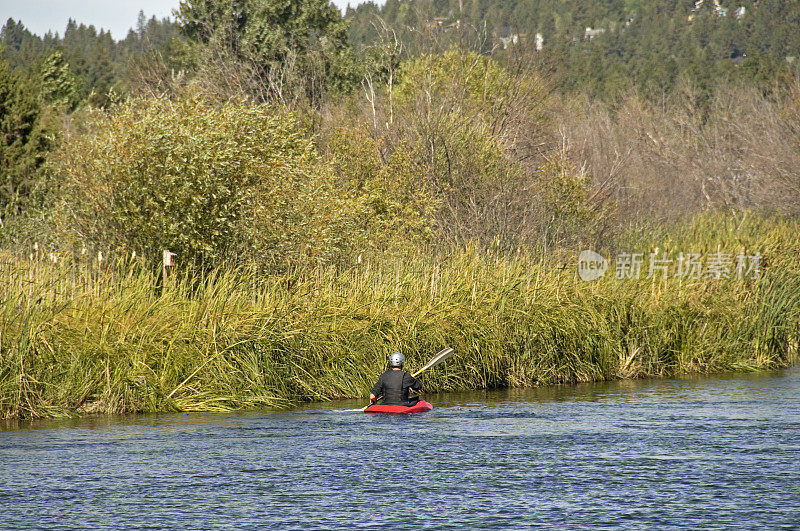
[
  {"left": 0, "top": 58, "right": 54, "bottom": 218},
  {"left": 136, "top": 10, "right": 147, "bottom": 40},
  {"left": 176, "top": 0, "right": 358, "bottom": 103},
  {"left": 40, "top": 49, "right": 78, "bottom": 109}
]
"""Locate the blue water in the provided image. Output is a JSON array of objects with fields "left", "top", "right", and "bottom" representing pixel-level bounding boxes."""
[{"left": 1, "top": 369, "right": 799, "bottom": 529}]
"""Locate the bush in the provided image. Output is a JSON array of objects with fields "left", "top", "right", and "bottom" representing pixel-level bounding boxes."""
[
  {"left": 50, "top": 93, "right": 360, "bottom": 268},
  {"left": 343, "top": 48, "right": 558, "bottom": 250},
  {"left": 326, "top": 124, "right": 437, "bottom": 251}
]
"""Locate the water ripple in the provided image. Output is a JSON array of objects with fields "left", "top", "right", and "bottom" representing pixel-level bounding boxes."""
[{"left": 1, "top": 369, "right": 799, "bottom": 529}]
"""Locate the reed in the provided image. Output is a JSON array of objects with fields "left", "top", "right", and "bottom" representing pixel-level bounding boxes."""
[{"left": 1, "top": 213, "right": 798, "bottom": 419}]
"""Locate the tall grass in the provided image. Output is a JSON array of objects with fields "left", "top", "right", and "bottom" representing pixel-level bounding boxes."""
[{"left": 1, "top": 213, "right": 798, "bottom": 419}]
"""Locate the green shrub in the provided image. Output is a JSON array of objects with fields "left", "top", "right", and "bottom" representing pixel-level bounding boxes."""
[
  {"left": 50, "top": 93, "right": 359, "bottom": 268},
  {"left": 327, "top": 125, "right": 437, "bottom": 251}
]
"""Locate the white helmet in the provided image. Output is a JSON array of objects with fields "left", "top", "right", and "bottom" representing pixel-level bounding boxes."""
[{"left": 389, "top": 352, "right": 405, "bottom": 367}]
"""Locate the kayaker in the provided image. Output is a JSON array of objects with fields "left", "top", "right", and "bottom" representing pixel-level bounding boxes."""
[{"left": 369, "top": 352, "right": 423, "bottom": 406}]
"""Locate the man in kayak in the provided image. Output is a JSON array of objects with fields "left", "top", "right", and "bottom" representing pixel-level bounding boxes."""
[{"left": 369, "top": 352, "right": 423, "bottom": 406}]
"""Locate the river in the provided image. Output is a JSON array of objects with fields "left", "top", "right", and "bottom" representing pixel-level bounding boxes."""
[{"left": 2, "top": 369, "right": 799, "bottom": 529}]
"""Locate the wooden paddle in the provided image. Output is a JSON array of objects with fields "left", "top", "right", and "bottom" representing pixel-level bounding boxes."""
[{"left": 363, "top": 347, "right": 454, "bottom": 411}]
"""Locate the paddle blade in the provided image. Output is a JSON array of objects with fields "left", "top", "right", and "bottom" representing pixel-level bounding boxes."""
[{"left": 412, "top": 347, "right": 454, "bottom": 377}]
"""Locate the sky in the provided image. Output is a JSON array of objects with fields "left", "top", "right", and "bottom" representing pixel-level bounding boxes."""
[{"left": 0, "top": 0, "right": 365, "bottom": 41}]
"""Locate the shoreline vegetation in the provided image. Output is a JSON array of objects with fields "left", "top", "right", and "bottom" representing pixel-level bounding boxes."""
[
  {"left": 2, "top": 214, "right": 798, "bottom": 420},
  {"left": 2, "top": 4, "right": 800, "bottom": 420}
]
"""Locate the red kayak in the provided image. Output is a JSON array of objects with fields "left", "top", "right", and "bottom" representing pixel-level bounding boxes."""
[{"left": 364, "top": 400, "right": 433, "bottom": 414}]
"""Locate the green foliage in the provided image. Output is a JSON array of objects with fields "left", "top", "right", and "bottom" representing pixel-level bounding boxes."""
[
  {"left": 395, "top": 47, "right": 510, "bottom": 114},
  {"left": 178, "top": 0, "right": 347, "bottom": 57},
  {"left": 2, "top": 213, "right": 798, "bottom": 419},
  {"left": 2, "top": 16, "right": 180, "bottom": 109},
  {"left": 399, "top": 52, "right": 506, "bottom": 234},
  {"left": 0, "top": 57, "right": 55, "bottom": 219},
  {"left": 4, "top": 1, "right": 800, "bottom": 107},
  {"left": 51, "top": 93, "right": 359, "bottom": 267},
  {"left": 327, "top": 125, "right": 437, "bottom": 248},
  {"left": 389, "top": 48, "right": 552, "bottom": 248},
  {"left": 2, "top": 3, "right": 800, "bottom": 422},
  {"left": 0, "top": 19, "right": 49, "bottom": 71},
  {"left": 538, "top": 141, "right": 593, "bottom": 240},
  {"left": 176, "top": 0, "right": 359, "bottom": 103},
  {"left": 39, "top": 50, "right": 79, "bottom": 110},
  {"left": 346, "top": 0, "right": 800, "bottom": 102}
]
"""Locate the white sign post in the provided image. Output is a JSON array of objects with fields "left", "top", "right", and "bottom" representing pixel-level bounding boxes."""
[{"left": 163, "top": 250, "right": 177, "bottom": 283}]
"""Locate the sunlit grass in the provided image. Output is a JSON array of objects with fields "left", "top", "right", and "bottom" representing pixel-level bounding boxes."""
[{"left": 1, "top": 213, "right": 798, "bottom": 419}]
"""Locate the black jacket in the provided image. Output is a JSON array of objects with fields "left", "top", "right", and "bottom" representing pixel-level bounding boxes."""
[{"left": 371, "top": 369, "right": 422, "bottom": 405}]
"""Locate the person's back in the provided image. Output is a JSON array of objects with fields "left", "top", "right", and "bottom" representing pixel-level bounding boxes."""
[{"left": 370, "top": 353, "right": 422, "bottom": 406}]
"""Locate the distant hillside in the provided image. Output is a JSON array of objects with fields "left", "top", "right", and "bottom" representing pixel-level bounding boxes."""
[
  {"left": 2, "top": 1, "right": 798, "bottom": 105},
  {"left": 345, "top": 0, "right": 800, "bottom": 99}
]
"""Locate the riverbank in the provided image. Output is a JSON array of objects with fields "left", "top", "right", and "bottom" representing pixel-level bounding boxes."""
[{"left": 2, "top": 214, "right": 799, "bottom": 419}]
